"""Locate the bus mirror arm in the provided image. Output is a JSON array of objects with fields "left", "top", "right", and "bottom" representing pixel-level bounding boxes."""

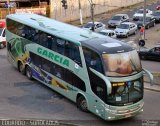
[
  {"left": 89, "top": 67, "right": 112, "bottom": 95},
  {"left": 143, "top": 68, "right": 154, "bottom": 86}
]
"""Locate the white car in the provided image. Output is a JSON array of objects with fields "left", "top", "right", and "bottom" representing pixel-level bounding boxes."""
[
  {"left": 0, "top": 28, "right": 6, "bottom": 49},
  {"left": 82, "top": 22, "right": 106, "bottom": 32},
  {"left": 98, "top": 29, "right": 116, "bottom": 38},
  {"left": 115, "top": 22, "right": 137, "bottom": 38},
  {"left": 133, "top": 9, "right": 153, "bottom": 21}
]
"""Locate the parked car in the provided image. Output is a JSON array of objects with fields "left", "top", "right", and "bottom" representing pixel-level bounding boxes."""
[
  {"left": 108, "top": 14, "right": 129, "bottom": 28},
  {"left": 152, "top": 10, "right": 160, "bottom": 23},
  {"left": 133, "top": 9, "right": 153, "bottom": 21},
  {"left": 82, "top": 22, "right": 106, "bottom": 32},
  {"left": 138, "top": 45, "right": 160, "bottom": 61},
  {"left": 0, "top": 28, "right": 6, "bottom": 49},
  {"left": 156, "top": 5, "right": 160, "bottom": 10},
  {"left": 115, "top": 22, "right": 137, "bottom": 38},
  {"left": 98, "top": 29, "right": 116, "bottom": 38},
  {"left": 136, "top": 16, "right": 155, "bottom": 29}
]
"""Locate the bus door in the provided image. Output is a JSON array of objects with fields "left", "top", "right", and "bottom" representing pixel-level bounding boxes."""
[{"left": 83, "top": 47, "right": 107, "bottom": 118}]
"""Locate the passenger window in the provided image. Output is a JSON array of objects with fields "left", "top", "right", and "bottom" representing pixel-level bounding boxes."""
[
  {"left": 83, "top": 47, "right": 104, "bottom": 74},
  {"left": 64, "top": 42, "right": 82, "bottom": 65},
  {"left": 27, "top": 28, "right": 39, "bottom": 43},
  {"left": 39, "top": 32, "right": 48, "bottom": 48},
  {"left": 56, "top": 38, "right": 65, "bottom": 55}
]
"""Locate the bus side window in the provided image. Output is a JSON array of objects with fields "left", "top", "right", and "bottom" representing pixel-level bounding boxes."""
[
  {"left": 83, "top": 47, "right": 103, "bottom": 74},
  {"left": 65, "top": 42, "right": 82, "bottom": 66},
  {"left": 56, "top": 38, "right": 65, "bottom": 55},
  {"left": 41, "top": 58, "right": 51, "bottom": 73},
  {"left": 51, "top": 36, "right": 57, "bottom": 51},
  {"left": 65, "top": 69, "right": 86, "bottom": 91},
  {"left": 50, "top": 62, "right": 65, "bottom": 80},
  {"left": 7, "top": 18, "right": 17, "bottom": 35},
  {"left": 47, "top": 35, "right": 53, "bottom": 49},
  {"left": 39, "top": 32, "right": 48, "bottom": 48},
  {"left": 83, "top": 47, "right": 107, "bottom": 102}
]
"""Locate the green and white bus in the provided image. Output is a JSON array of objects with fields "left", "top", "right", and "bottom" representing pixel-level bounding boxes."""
[{"left": 6, "top": 14, "right": 153, "bottom": 120}]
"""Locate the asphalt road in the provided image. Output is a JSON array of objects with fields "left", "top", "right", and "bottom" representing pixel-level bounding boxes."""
[{"left": 0, "top": 47, "right": 160, "bottom": 126}]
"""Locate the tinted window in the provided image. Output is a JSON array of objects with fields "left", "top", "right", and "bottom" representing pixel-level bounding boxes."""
[
  {"left": 65, "top": 42, "right": 82, "bottom": 65},
  {"left": 65, "top": 70, "right": 86, "bottom": 91},
  {"left": 83, "top": 47, "right": 104, "bottom": 74},
  {"left": 30, "top": 52, "right": 85, "bottom": 91},
  {"left": 7, "top": 19, "right": 82, "bottom": 65}
]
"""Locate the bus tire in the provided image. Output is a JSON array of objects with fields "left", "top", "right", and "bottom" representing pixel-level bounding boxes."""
[
  {"left": 26, "top": 66, "right": 33, "bottom": 80},
  {"left": 18, "top": 61, "right": 25, "bottom": 75},
  {"left": 77, "top": 95, "right": 88, "bottom": 112}
]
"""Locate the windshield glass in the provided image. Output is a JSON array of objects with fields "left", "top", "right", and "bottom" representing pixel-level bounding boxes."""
[
  {"left": 83, "top": 23, "right": 94, "bottom": 28},
  {"left": 153, "top": 12, "right": 160, "bottom": 16},
  {"left": 137, "top": 10, "right": 144, "bottom": 14},
  {"left": 102, "top": 50, "right": 142, "bottom": 77},
  {"left": 111, "top": 16, "right": 121, "bottom": 20},
  {"left": 107, "top": 77, "right": 143, "bottom": 106},
  {"left": 139, "top": 17, "right": 151, "bottom": 22},
  {"left": 117, "top": 24, "right": 129, "bottom": 29},
  {"left": 0, "top": 28, "right": 3, "bottom": 36}
]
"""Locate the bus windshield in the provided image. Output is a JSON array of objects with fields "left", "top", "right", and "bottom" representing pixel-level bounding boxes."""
[
  {"left": 107, "top": 77, "right": 143, "bottom": 106},
  {"left": 102, "top": 50, "right": 142, "bottom": 77},
  {"left": 102, "top": 50, "right": 143, "bottom": 106}
]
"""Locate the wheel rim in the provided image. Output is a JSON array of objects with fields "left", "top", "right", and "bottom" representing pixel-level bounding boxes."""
[
  {"left": 26, "top": 67, "right": 31, "bottom": 78},
  {"left": 80, "top": 99, "right": 87, "bottom": 110},
  {"left": 0, "top": 43, "right": 4, "bottom": 48}
]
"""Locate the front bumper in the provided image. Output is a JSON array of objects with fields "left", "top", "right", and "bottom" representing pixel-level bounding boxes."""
[
  {"left": 116, "top": 32, "right": 127, "bottom": 37},
  {"left": 104, "top": 100, "right": 144, "bottom": 120}
]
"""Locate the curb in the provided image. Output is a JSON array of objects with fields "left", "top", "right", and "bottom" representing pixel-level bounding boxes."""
[
  {"left": 144, "top": 72, "right": 160, "bottom": 92},
  {"left": 144, "top": 72, "right": 160, "bottom": 85},
  {"left": 144, "top": 87, "right": 160, "bottom": 92},
  {"left": 144, "top": 81, "right": 160, "bottom": 92}
]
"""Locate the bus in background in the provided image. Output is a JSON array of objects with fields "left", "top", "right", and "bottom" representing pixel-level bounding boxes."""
[
  {"left": 6, "top": 14, "right": 153, "bottom": 120},
  {"left": 0, "top": 21, "right": 6, "bottom": 48}
]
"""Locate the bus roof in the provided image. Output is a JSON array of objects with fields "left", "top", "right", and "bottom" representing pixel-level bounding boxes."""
[
  {"left": 6, "top": 13, "right": 107, "bottom": 46},
  {"left": 82, "top": 38, "right": 134, "bottom": 54},
  {"left": 6, "top": 14, "right": 134, "bottom": 54}
]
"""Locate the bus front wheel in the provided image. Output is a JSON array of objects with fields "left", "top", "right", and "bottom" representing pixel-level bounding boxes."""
[
  {"left": 26, "top": 66, "right": 33, "bottom": 80},
  {"left": 18, "top": 62, "right": 25, "bottom": 75},
  {"left": 77, "top": 95, "right": 88, "bottom": 112}
]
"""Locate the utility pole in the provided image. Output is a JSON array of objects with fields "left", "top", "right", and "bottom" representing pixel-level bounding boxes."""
[
  {"left": 88, "top": 0, "right": 95, "bottom": 31},
  {"left": 78, "top": 0, "right": 83, "bottom": 25},
  {"left": 143, "top": 0, "right": 146, "bottom": 40},
  {"left": 7, "top": 0, "right": 10, "bottom": 14}
]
